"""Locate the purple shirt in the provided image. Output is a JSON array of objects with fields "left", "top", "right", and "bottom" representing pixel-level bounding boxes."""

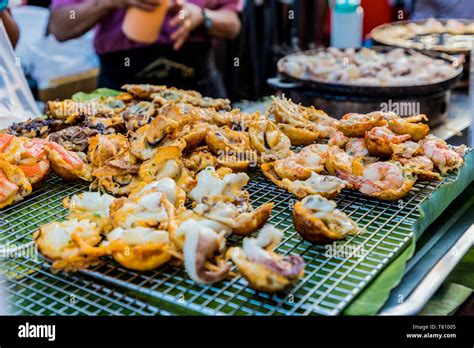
[{"left": 52, "top": 0, "right": 243, "bottom": 54}]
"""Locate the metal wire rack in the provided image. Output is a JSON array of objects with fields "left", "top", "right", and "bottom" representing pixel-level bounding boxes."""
[{"left": 0, "top": 164, "right": 464, "bottom": 316}]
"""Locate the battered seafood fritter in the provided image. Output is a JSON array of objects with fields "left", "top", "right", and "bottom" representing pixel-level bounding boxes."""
[
  {"left": 183, "top": 146, "right": 219, "bottom": 173},
  {"left": 272, "top": 144, "right": 328, "bottom": 180},
  {"left": 0, "top": 158, "right": 32, "bottom": 208},
  {"left": 121, "top": 101, "right": 156, "bottom": 131},
  {"left": 47, "top": 126, "right": 99, "bottom": 152},
  {"left": 293, "top": 195, "right": 362, "bottom": 244},
  {"left": 45, "top": 142, "right": 92, "bottom": 181},
  {"left": 338, "top": 112, "right": 387, "bottom": 138},
  {"left": 248, "top": 118, "right": 293, "bottom": 163},
  {"left": 387, "top": 114, "right": 429, "bottom": 141},
  {"left": 230, "top": 225, "right": 305, "bottom": 292},
  {"left": 420, "top": 135, "right": 465, "bottom": 174},
  {"left": 365, "top": 126, "right": 411, "bottom": 158},
  {"left": 8, "top": 117, "right": 66, "bottom": 138}
]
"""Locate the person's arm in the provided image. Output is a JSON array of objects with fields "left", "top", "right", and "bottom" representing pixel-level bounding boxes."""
[
  {"left": 1, "top": 10, "right": 19, "bottom": 48},
  {"left": 49, "top": 0, "right": 161, "bottom": 42},
  {"left": 169, "top": 1, "right": 241, "bottom": 50}
]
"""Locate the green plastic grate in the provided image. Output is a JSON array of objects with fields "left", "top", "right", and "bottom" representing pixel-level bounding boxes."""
[{"left": 0, "top": 161, "right": 466, "bottom": 315}]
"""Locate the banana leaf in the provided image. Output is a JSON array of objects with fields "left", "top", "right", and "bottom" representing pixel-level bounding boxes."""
[{"left": 72, "top": 88, "right": 123, "bottom": 102}]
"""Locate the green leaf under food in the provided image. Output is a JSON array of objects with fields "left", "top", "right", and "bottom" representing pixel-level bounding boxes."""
[
  {"left": 419, "top": 283, "right": 472, "bottom": 316},
  {"left": 343, "top": 240, "right": 416, "bottom": 316},
  {"left": 72, "top": 88, "right": 123, "bottom": 102}
]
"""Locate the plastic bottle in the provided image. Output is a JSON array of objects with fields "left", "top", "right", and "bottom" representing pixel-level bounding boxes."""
[
  {"left": 330, "top": 0, "right": 364, "bottom": 48},
  {"left": 122, "top": 0, "right": 169, "bottom": 44}
]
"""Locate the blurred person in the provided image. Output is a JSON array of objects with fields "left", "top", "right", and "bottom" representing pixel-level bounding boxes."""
[
  {"left": 48, "top": 0, "right": 242, "bottom": 97},
  {"left": 411, "top": 0, "right": 474, "bottom": 19},
  {"left": 0, "top": 0, "right": 20, "bottom": 48}
]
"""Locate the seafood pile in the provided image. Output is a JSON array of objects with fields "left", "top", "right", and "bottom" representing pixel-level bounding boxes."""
[
  {"left": 279, "top": 47, "right": 459, "bottom": 86},
  {"left": 2, "top": 84, "right": 467, "bottom": 293}
]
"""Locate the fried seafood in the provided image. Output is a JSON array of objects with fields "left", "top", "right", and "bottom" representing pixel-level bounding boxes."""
[
  {"left": 122, "top": 84, "right": 169, "bottom": 99},
  {"left": 0, "top": 159, "right": 32, "bottom": 208},
  {"left": 365, "top": 126, "right": 411, "bottom": 157},
  {"left": 269, "top": 95, "right": 337, "bottom": 145},
  {"left": 189, "top": 166, "right": 249, "bottom": 203},
  {"left": 177, "top": 219, "right": 230, "bottom": 284},
  {"left": 120, "top": 101, "right": 156, "bottom": 131},
  {"left": 205, "top": 126, "right": 255, "bottom": 171},
  {"left": 104, "top": 227, "right": 173, "bottom": 271},
  {"left": 130, "top": 115, "right": 181, "bottom": 160},
  {"left": 397, "top": 156, "right": 441, "bottom": 181},
  {"left": 138, "top": 146, "right": 194, "bottom": 192},
  {"left": 0, "top": 135, "right": 50, "bottom": 186},
  {"left": 390, "top": 140, "right": 423, "bottom": 159},
  {"left": 325, "top": 146, "right": 365, "bottom": 176},
  {"left": 45, "top": 141, "right": 92, "bottom": 181},
  {"left": 248, "top": 118, "right": 293, "bottom": 163},
  {"left": 262, "top": 162, "right": 347, "bottom": 199},
  {"left": 387, "top": 114, "right": 429, "bottom": 141},
  {"left": 130, "top": 178, "right": 186, "bottom": 209},
  {"left": 109, "top": 188, "right": 176, "bottom": 230},
  {"left": 193, "top": 195, "right": 273, "bottom": 237},
  {"left": 338, "top": 112, "right": 387, "bottom": 138},
  {"left": 292, "top": 195, "right": 362, "bottom": 243},
  {"left": 182, "top": 146, "right": 218, "bottom": 173},
  {"left": 229, "top": 225, "right": 305, "bottom": 292},
  {"left": 34, "top": 219, "right": 104, "bottom": 271},
  {"left": 337, "top": 161, "right": 415, "bottom": 201},
  {"left": 420, "top": 135, "right": 465, "bottom": 173},
  {"left": 47, "top": 126, "right": 99, "bottom": 152},
  {"left": 63, "top": 191, "right": 116, "bottom": 233},
  {"left": 7, "top": 118, "right": 66, "bottom": 138},
  {"left": 272, "top": 144, "right": 328, "bottom": 181}
]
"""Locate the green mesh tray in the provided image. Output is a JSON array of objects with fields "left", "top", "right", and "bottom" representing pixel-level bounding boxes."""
[{"left": 1, "top": 151, "right": 472, "bottom": 315}]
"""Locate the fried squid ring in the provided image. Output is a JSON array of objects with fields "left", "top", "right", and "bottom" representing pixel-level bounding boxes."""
[
  {"left": 230, "top": 225, "right": 305, "bottom": 293},
  {"left": 293, "top": 195, "right": 362, "bottom": 244}
]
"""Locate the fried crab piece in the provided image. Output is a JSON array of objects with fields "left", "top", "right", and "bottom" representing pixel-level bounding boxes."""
[
  {"left": 419, "top": 135, "right": 465, "bottom": 174},
  {"left": 248, "top": 118, "right": 293, "bottom": 163},
  {"left": 120, "top": 101, "right": 156, "bottom": 131},
  {"left": 0, "top": 158, "right": 32, "bottom": 208},
  {"left": 47, "top": 126, "right": 99, "bottom": 152},
  {"left": 397, "top": 156, "right": 441, "bottom": 181},
  {"left": 261, "top": 162, "right": 347, "bottom": 199},
  {"left": 109, "top": 188, "right": 176, "bottom": 230},
  {"left": 189, "top": 166, "right": 249, "bottom": 203},
  {"left": 0, "top": 135, "right": 50, "bottom": 187},
  {"left": 337, "top": 161, "right": 416, "bottom": 201},
  {"left": 292, "top": 195, "right": 362, "bottom": 244},
  {"left": 193, "top": 195, "right": 273, "bottom": 237},
  {"left": 45, "top": 141, "right": 92, "bottom": 181},
  {"left": 129, "top": 115, "right": 182, "bottom": 160},
  {"left": 182, "top": 146, "right": 219, "bottom": 173},
  {"left": 387, "top": 114, "right": 430, "bottom": 141},
  {"left": 229, "top": 224, "right": 305, "bottom": 293},
  {"left": 63, "top": 191, "right": 116, "bottom": 233},
  {"left": 34, "top": 219, "right": 104, "bottom": 272},
  {"left": 138, "top": 146, "right": 195, "bottom": 192},
  {"left": 103, "top": 227, "right": 173, "bottom": 271},
  {"left": 177, "top": 219, "right": 231, "bottom": 284},
  {"left": 365, "top": 126, "right": 411, "bottom": 157},
  {"left": 272, "top": 144, "right": 328, "bottom": 181},
  {"left": 338, "top": 112, "right": 388, "bottom": 138}
]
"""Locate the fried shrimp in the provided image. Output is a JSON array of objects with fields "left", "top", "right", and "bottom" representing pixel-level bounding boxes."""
[
  {"left": 272, "top": 144, "right": 328, "bottom": 180},
  {"left": 365, "top": 126, "right": 411, "bottom": 157},
  {"left": 420, "top": 135, "right": 465, "bottom": 173},
  {"left": 388, "top": 114, "right": 429, "bottom": 141},
  {"left": 338, "top": 112, "right": 387, "bottom": 137},
  {"left": 337, "top": 161, "right": 415, "bottom": 201}
]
